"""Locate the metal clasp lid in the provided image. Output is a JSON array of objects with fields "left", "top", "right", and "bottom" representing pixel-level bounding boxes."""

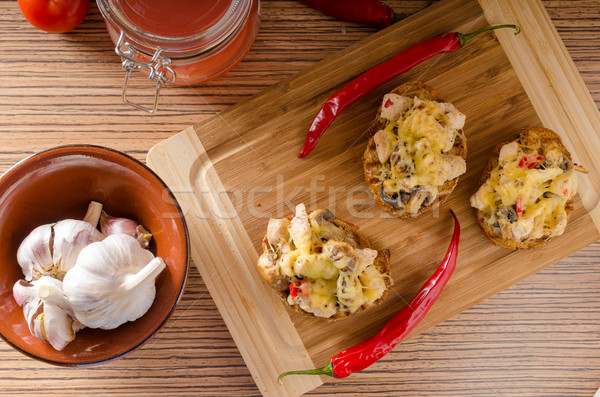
[{"left": 115, "top": 31, "right": 176, "bottom": 114}]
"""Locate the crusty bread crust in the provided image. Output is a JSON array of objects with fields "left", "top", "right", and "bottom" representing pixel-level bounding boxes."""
[
  {"left": 260, "top": 214, "right": 392, "bottom": 321},
  {"left": 473, "top": 126, "right": 575, "bottom": 250},
  {"left": 363, "top": 81, "right": 467, "bottom": 218}
]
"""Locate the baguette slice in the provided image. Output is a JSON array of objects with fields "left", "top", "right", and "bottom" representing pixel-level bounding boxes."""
[
  {"left": 363, "top": 82, "right": 467, "bottom": 218},
  {"left": 257, "top": 204, "right": 392, "bottom": 321},
  {"left": 470, "top": 127, "right": 585, "bottom": 250}
]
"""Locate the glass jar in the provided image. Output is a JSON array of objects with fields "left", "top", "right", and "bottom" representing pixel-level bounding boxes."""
[{"left": 96, "top": 0, "right": 261, "bottom": 113}]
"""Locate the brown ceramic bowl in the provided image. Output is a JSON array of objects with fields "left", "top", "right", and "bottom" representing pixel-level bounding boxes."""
[{"left": 0, "top": 145, "right": 189, "bottom": 366}]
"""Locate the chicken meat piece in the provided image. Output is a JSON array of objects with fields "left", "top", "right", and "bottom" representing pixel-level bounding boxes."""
[
  {"left": 257, "top": 253, "right": 288, "bottom": 291},
  {"left": 373, "top": 129, "right": 393, "bottom": 163},
  {"left": 498, "top": 141, "right": 520, "bottom": 165},
  {"left": 380, "top": 94, "right": 412, "bottom": 121},
  {"left": 440, "top": 154, "right": 467, "bottom": 181},
  {"left": 266, "top": 218, "right": 290, "bottom": 247},
  {"left": 289, "top": 204, "right": 311, "bottom": 252}
]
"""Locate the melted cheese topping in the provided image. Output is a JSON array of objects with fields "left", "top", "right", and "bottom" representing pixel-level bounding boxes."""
[
  {"left": 470, "top": 139, "right": 578, "bottom": 242},
  {"left": 375, "top": 95, "right": 466, "bottom": 215},
  {"left": 270, "top": 204, "right": 388, "bottom": 318}
]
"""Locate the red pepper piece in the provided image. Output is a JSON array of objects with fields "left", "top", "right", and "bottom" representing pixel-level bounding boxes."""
[
  {"left": 516, "top": 196, "right": 524, "bottom": 217},
  {"left": 518, "top": 153, "right": 544, "bottom": 168},
  {"left": 384, "top": 98, "right": 394, "bottom": 108},
  {"left": 289, "top": 280, "right": 310, "bottom": 300},
  {"left": 278, "top": 210, "right": 460, "bottom": 383},
  {"left": 297, "top": 24, "right": 521, "bottom": 158},
  {"left": 289, "top": 282, "right": 297, "bottom": 299}
]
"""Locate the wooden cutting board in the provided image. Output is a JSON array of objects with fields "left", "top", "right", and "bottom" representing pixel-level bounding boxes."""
[{"left": 146, "top": 0, "right": 600, "bottom": 396}]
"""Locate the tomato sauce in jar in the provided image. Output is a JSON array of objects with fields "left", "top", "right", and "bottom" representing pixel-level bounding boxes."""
[{"left": 96, "top": 0, "right": 260, "bottom": 112}]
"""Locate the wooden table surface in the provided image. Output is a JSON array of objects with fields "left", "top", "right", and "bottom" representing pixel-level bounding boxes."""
[{"left": 1, "top": 1, "right": 599, "bottom": 396}]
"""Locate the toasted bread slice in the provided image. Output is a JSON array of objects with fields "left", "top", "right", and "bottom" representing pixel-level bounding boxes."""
[
  {"left": 257, "top": 204, "right": 392, "bottom": 321},
  {"left": 363, "top": 82, "right": 467, "bottom": 218},
  {"left": 471, "top": 127, "right": 583, "bottom": 250}
]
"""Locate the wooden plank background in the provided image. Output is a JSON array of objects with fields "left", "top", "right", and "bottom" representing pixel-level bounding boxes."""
[{"left": 0, "top": 0, "right": 599, "bottom": 395}]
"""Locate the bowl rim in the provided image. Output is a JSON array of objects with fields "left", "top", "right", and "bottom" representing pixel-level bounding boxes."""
[{"left": 0, "top": 144, "right": 190, "bottom": 367}]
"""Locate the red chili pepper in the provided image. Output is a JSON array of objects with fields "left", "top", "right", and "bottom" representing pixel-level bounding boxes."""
[
  {"left": 298, "top": 0, "right": 395, "bottom": 28},
  {"left": 298, "top": 0, "right": 434, "bottom": 29},
  {"left": 278, "top": 210, "right": 460, "bottom": 384},
  {"left": 518, "top": 153, "right": 544, "bottom": 169},
  {"left": 297, "top": 24, "right": 521, "bottom": 158},
  {"left": 384, "top": 98, "right": 394, "bottom": 108},
  {"left": 289, "top": 282, "right": 298, "bottom": 299}
]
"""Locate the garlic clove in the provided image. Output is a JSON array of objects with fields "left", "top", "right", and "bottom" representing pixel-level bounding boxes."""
[
  {"left": 16, "top": 224, "right": 54, "bottom": 281},
  {"left": 13, "top": 277, "right": 79, "bottom": 351},
  {"left": 51, "top": 219, "right": 105, "bottom": 280},
  {"left": 17, "top": 201, "right": 106, "bottom": 281},
  {"left": 41, "top": 303, "right": 76, "bottom": 351},
  {"left": 100, "top": 211, "right": 152, "bottom": 248},
  {"left": 134, "top": 225, "right": 153, "bottom": 248},
  {"left": 63, "top": 234, "right": 165, "bottom": 330}
]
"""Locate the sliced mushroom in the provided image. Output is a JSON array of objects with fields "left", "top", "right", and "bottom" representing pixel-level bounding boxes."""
[
  {"left": 380, "top": 185, "right": 406, "bottom": 209},
  {"left": 309, "top": 209, "right": 334, "bottom": 223},
  {"left": 308, "top": 209, "right": 346, "bottom": 242},
  {"left": 405, "top": 185, "right": 438, "bottom": 215},
  {"left": 336, "top": 273, "right": 363, "bottom": 313},
  {"left": 323, "top": 240, "right": 358, "bottom": 273},
  {"left": 498, "top": 205, "right": 517, "bottom": 222}
]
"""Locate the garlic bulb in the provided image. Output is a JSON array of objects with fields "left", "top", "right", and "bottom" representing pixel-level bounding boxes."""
[
  {"left": 17, "top": 201, "right": 105, "bottom": 281},
  {"left": 100, "top": 211, "right": 152, "bottom": 248},
  {"left": 13, "top": 277, "right": 83, "bottom": 351},
  {"left": 63, "top": 234, "right": 166, "bottom": 330}
]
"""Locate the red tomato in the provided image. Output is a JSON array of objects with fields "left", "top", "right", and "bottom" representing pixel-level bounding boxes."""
[{"left": 18, "top": 0, "right": 89, "bottom": 33}]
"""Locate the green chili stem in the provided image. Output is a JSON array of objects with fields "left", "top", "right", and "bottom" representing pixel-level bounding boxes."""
[
  {"left": 277, "top": 362, "right": 334, "bottom": 385},
  {"left": 459, "top": 24, "right": 521, "bottom": 46}
]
